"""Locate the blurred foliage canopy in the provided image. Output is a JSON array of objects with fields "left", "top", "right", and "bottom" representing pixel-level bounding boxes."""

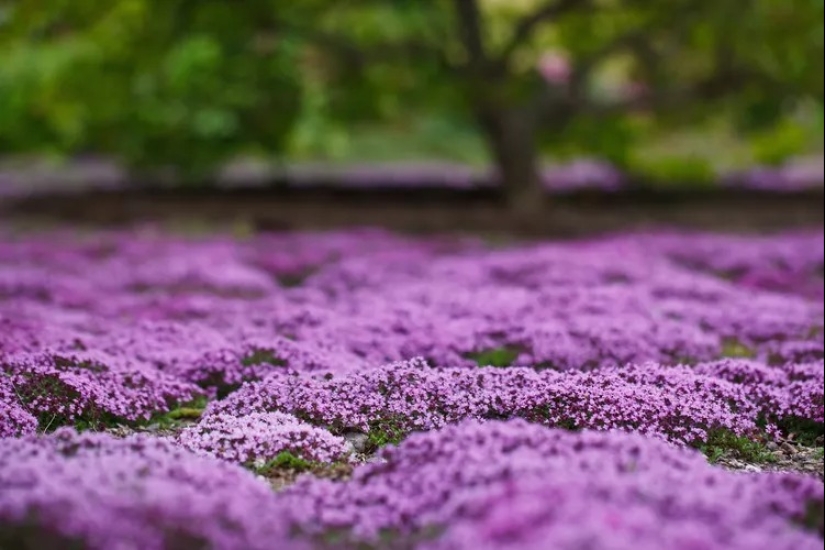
[
  {"left": 0, "top": 0, "right": 822, "bottom": 192},
  {"left": 1, "top": 0, "right": 303, "bottom": 179}
]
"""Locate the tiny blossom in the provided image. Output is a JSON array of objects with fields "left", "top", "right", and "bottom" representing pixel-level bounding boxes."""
[{"left": 538, "top": 51, "right": 572, "bottom": 84}]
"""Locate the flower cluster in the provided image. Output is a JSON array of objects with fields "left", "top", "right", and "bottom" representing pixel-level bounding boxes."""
[
  {"left": 0, "top": 429, "right": 306, "bottom": 550},
  {"left": 0, "top": 374, "right": 37, "bottom": 437},
  {"left": 640, "top": 231, "right": 824, "bottom": 300},
  {"left": 1, "top": 228, "right": 823, "bottom": 440},
  {"left": 206, "top": 358, "right": 821, "bottom": 446},
  {"left": 723, "top": 161, "right": 824, "bottom": 193},
  {"left": 1, "top": 422, "right": 821, "bottom": 549},
  {"left": 177, "top": 411, "right": 350, "bottom": 465},
  {"left": 1, "top": 226, "right": 823, "bottom": 550},
  {"left": 283, "top": 419, "right": 824, "bottom": 549},
  {"left": 2, "top": 349, "right": 202, "bottom": 427},
  {"left": 695, "top": 359, "right": 825, "bottom": 424}
]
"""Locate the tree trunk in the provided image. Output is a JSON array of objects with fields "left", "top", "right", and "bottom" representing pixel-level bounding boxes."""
[{"left": 479, "top": 108, "right": 545, "bottom": 220}]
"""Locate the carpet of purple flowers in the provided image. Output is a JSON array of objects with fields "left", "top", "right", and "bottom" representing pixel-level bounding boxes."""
[{"left": 1, "top": 226, "right": 823, "bottom": 549}]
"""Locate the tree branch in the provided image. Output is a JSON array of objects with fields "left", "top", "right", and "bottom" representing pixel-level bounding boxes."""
[
  {"left": 554, "top": 2, "right": 707, "bottom": 117},
  {"left": 499, "top": 0, "right": 591, "bottom": 65},
  {"left": 271, "top": 18, "right": 451, "bottom": 70},
  {"left": 452, "top": 0, "right": 489, "bottom": 71},
  {"left": 572, "top": 66, "right": 788, "bottom": 120}
]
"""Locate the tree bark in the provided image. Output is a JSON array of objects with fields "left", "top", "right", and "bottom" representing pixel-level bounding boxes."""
[{"left": 479, "top": 108, "right": 545, "bottom": 219}]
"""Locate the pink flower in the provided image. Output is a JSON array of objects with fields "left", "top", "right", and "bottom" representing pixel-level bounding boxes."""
[{"left": 538, "top": 51, "right": 571, "bottom": 85}]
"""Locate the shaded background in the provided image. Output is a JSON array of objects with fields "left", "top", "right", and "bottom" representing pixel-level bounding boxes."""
[{"left": 0, "top": 1, "right": 823, "bottom": 215}]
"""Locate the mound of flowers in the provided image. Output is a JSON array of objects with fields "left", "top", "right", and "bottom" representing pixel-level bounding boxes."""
[
  {"left": 0, "top": 374, "right": 37, "bottom": 437},
  {"left": 2, "top": 350, "right": 203, "bottom": 428},
  {"left": 0, "top": 226, "right": 823, "bottom": 549},
  {"left": 0, "top": 429, "right": 306, "bottom": 550},
  {"left": 177, "top": 411, "right": 350, "bottom": 465},
  {"left": 282, "top": 420, "right": 824, "bottom": 549},
  {"left": 205, "top": 357, "right": 823, "bottom": 448},
  {"left": 1, "top": 422, "right": 819, "bottom": 550}
]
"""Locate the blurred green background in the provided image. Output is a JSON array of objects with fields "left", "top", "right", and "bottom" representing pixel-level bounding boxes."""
[{"left": 1, "top": 0, "right": 823, "bottom": 189}]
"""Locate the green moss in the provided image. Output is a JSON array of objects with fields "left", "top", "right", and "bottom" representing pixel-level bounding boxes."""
[
  {"left": 720, "top": 338, "right": 757, "bottom": 359},
  {"left": 366, "top": 418, "right": 409, "bottom": 451},
  {"left": 313, "top": 525, "right": 446, "bottom": 550},
  {"left": 137, "top": 396, "right": 210, "bottom": 430},
  {"left": 165, "top": 407, "right": 205, "bottom": 421},
  {"left": 703, "top": 446, "right": 727, "bottom": 464},
  {"left": 72, "top": 412, "right": 123, "bottom": 433},
  {"left": 631, "top": 156, "right": 718, "bottom": 188},
  {"left": 241, "top": 348, "right": 287, "bottom": 367},
  {"left": 366, "top": 431, "right": 402, "bottom": 450},
  {"left": 700, "top": 430, "right": 777, "bottom": 464},
  {"left": 779, "top": 417, "right": 824, "bottom": 446},
  {"left": 793, "top": 500, "right": 824, "bottom": 537},
  {"left": 275, "top": 267, "right": 322, "bottom": 288},
  {"left": 0, "top": 521, "right": 88, "bottom": 550},
  {"left": 254, "top": 451, "right": 313, "bottom": 475},
  {"left": 197, "top": 373, "right": 241, "bottom": 400},
  {"left": 466, "top": 346, "right": 522, "bottom": 368},
  {"left": 556, "top": 418, "right": 581, "bottom": 432}
]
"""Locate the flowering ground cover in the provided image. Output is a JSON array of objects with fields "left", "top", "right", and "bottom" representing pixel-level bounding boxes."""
[
  {"left": 275, "top": 158, "right": 824, "bottom": 193},
  {"left": 1, "top": 225, "right": 823, "bottom": 549},
  {"left": 1, "top": 157, "right": 822, "bottom": 198}
]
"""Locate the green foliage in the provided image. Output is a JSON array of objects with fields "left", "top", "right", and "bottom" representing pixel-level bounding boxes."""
[
  {"left": 541, "top": 114, "right": 643, "bottom": 167},
  {"left": 778, "top": 418, "right": 825, "bottom": 446},
  {"left": 143, "top": 396, "right": 209, "bottom": 430},
  {"left": 720, "top": 339, "right": 758, "bottom": 360},
  {"left": 795, "top": 500, "right": 825, "bottom": 537},
  {"left": 366, "top": 416, "right": 410, "bottom": 450},
  {"left": 313, "top": 525, "right": 446, "bottom": 550},
  {"left": 333, "top": 115, "right": 489, "bottom": 165},
  {"left": 241, "top": 349, "right": 287, "bottom": 368},
  {"left": 749, "top": 117, "right": 816, "bottom": 166},
  {"left": 466, "top": 346, "right": 523, "bottom": 368},
  {"left": 275, "top": 269, "right": 320, "bottom": 288},
  {"left": 700, "top": 429, "right": 778, "bottom": 464},
  {"left": 1, "top": 0, "right": 822, "bottom": 179},
  {"left": 629, "top": 155, "right": 717, "bottom": 188},
  {"left": 1, "top": 1, "right": 302, "bottom": 180},
  {"left": 254, "top": 451, "right": 313, "bottom": 475},
  {"left": 164, "top": 407, "right": 205, "bottom": 421},
  {"left": 72, "top": 413, "right": 123, "bottom": 433}
]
